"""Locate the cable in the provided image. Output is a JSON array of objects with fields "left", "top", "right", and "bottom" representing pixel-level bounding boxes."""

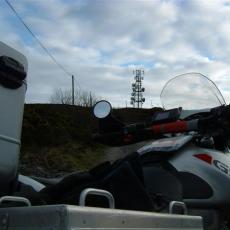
[{"left": 4, "top": 0, "right": 73, "bottom": 77}]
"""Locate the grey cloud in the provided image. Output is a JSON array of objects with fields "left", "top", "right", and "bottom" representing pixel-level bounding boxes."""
[{"left": 1, "top": 0, "right": 230, "bottom": 108}]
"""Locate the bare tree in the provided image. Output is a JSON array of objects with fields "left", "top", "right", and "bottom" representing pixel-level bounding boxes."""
[
  {"left": 50, "top": 88, "right": 72, "bottom": 104},
  {"left": 78, "top": 90, "right": 99, "bottom": 107},
  {"left": 50, "top": 88, "right": 101, "bottom": 107}
]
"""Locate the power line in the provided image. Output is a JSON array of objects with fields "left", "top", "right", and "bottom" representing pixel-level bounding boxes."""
[{"left": 4, "top": 0, "right": 73, "bottom": 77}]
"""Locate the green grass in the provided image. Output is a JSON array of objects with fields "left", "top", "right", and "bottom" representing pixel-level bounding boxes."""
[{"left": 20, "top": 142, "right": 106, "bottom": 176}]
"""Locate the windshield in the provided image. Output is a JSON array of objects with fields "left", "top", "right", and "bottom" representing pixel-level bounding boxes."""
[{"left": 160, "top": 73, "right": 226, "bottom": 110}]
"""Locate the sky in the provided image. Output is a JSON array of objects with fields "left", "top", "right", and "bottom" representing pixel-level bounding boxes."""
[{"left": 1, "top": 0, "right": 230, "bottom": 108}]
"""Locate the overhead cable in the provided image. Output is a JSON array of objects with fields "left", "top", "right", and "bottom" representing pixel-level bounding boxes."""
[{"left": 4, "top": 0, "right": 73, "bottom": 77}]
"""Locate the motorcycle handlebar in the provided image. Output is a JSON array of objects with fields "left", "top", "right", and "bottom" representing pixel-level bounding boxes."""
[
  {"left": 150, "top": 104, "right": 230, "bottom": 136},
  {"left": 93, "top": 120, "right": 199, "bottom": 146},
  {"left": 94, "top": 104, "right": 230, "bottom": 146}
]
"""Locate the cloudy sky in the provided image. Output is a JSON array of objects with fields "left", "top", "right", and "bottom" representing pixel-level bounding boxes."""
[{"left": 1, "top": 0, "right": 230, "bottom": 108}]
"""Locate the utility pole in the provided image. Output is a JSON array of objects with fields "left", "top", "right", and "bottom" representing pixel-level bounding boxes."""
[
  {"left": 90, "top": 91, "right": 93, "bottom": 107},
  {"left": 72, "top": 75, "right": 75, "bottom": 105},
  {"left": 130, "top": 69, "right": 145, "bottom": 108}
]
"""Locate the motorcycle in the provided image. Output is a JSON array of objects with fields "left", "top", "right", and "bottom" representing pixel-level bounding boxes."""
[
  {"left": 0, "top": 41, "right": 220, "bottom": 229},
  {"left": 92, "top": 73, "right": 230, "bottom": 230}
]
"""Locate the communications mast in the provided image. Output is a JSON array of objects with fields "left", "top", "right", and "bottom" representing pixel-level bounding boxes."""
[{"left": 130, "top": 69, "right": 145, "bottom": 108}]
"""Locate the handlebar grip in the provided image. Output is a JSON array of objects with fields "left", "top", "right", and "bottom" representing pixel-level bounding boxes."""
[{"left": 151, "top": 120, "right": 198, "bottom": 135}]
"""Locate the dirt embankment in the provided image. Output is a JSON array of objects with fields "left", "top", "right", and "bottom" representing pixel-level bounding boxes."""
[{"left": 20, "top": 104, "right": 162, "bottom": 177}]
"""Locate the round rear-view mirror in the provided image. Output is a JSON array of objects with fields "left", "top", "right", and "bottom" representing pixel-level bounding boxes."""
[{"left": 93, "top": 100, "right": 112, "bottom": 119}]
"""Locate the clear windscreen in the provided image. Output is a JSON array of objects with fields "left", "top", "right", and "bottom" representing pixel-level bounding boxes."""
[{"left": 160, "top": 73, "right": 226, "bottom": 110}]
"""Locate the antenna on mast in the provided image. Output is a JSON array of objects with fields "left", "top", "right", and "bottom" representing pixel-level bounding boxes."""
[{"left": 130, "top": 69, "right": 145, "bottom": 108}]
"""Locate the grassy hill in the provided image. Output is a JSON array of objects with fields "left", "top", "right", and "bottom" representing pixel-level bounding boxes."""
[{"left": 20, "top": 104, "right": 162, "bottom": 177}]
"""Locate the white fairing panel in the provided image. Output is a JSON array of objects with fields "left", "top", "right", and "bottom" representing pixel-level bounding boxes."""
[
  {"left": 0, "top": 42, "right": 27, "bottom": 182},
  {"left": 169, "top": 144, "right": 230, "bottom": 208}
]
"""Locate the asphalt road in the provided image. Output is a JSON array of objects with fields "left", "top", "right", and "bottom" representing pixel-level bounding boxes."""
[{"left": 104, "top": 141, "right": 149, "bottom": 162}]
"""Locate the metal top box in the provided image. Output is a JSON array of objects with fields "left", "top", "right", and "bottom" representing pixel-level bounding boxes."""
[{"left": 0, "top": 204, "right": 203, "bottom": 229}]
